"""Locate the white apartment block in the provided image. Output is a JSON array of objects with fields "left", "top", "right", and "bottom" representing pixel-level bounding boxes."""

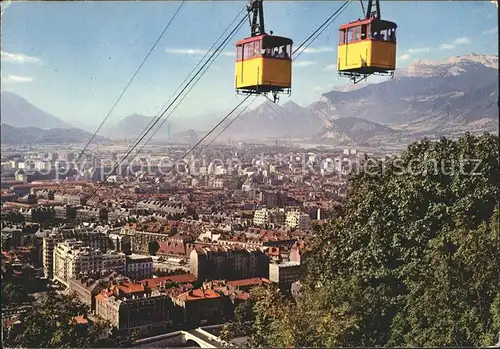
[
  {"left": 43, "top": 233, "right": 64, "bottom": 279},
  {"left": 126, "top": 255, "right": 154, "bottom": 281},
  {"left": 285, "top": 211, "right": 312, "bottom": 230},
  {"left": 253, "top": 208, "right": 285, "bottom": 227},
  {"left": 269, "top": 261, "right": 301, "bottom": 284},
  {"left": 53, "top": 239, "right": 126, "bottom": 287}
]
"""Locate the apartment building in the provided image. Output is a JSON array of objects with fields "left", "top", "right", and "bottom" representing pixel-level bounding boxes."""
[
  {"left": 269, "top": 261, "right": 300, "bottom": 284},
  {"left": 95, "top": 282, "right": 182, "bottom": 336},
  {"left": 285, "top": 211, "right": 312, "bottom": 230},
  {"left": 190, "top": 245, "right": 269, "bottom": 281},
  {"left": 53, "top": 239, "right": 126, "bottom": 287},
  {"left": 42, "top": 233, "right": 64, "bottom": 279},
  {"left": 253, "top": 208, "right": 285, "bottom": 227},
  {"left": 42, "top": 229, "right": 108, "bottom": 278},
  {"left": 126, "top": 255, "right": 154, "bottom": 281}
]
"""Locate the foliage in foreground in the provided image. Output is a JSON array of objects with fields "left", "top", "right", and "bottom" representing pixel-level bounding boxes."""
[
  {"left": 224, "top": 133, "right": 500, "bottom": 347},
  {"left": 3, "top": 292, "right": 133, "bottom": 348}
]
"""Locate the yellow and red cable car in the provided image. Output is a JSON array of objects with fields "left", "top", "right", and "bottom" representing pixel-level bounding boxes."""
[
  {"left": 337, "top": 0, "right": 397, "bottom": 83},
  {"left": 235, "top": 0, "right": 293, "bottom": 103}
]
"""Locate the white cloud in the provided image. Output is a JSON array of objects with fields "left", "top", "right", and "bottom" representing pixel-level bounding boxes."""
[
  {"left": 439, "top": 43, "right": 455, "bottom": 50},
  {"left": 407, "top": 47, "right": 431, "bottom": 54},
  {"left": 165, "top": 48, "right": 205, "bottom": 55},
  {"left": 323, "top": 64, "right": 337, "bottom": 72},
  {"left": 452, "top": 37, "right": 471, "bottom": 45},
  {"left": 438, "top": 36, "right": 471, "bottom": 51},
  {"left": 398, "top": 54, "right": 411, "bottom": 61},
  {"left": 1, "top": 51, "right": 42, "bottom": 64},
  {"left": 294, "top": 60, "right": 317, "bottom": 68},
  {"left": 481, "top": 27, "right": 497, "bottom": 35},
  {"left": 165, "top": 48, "right": 234, "bottom": 57},
  {"left": 300, "top": 46, "right": 335, "bottom": 54},
  {"left": 2, "top": 75, "right": 34, "bottom": 83}
]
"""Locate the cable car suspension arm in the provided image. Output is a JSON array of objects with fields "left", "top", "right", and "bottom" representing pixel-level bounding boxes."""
[
  {"left": 248, "top": 0, "right": 266, "bottom": 36},
  {"left": 365, "top": 0, "right": 381, "bottom": 19}
]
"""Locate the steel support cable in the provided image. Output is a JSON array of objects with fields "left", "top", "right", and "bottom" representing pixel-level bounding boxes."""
[
  {"left": 294, "top": 1, "right": 351, "bottom": 61},
  {"left": 85, "top": 14, "right": 249, "bottom": 200},
  {"left": 198, "top": 95, "right": 259, "bottom": 153},
  {"left": 121, "top": 6, "right": 248, "bottom": 165},
  {"left": 84, "top": 0, "right": 352, "bottom": 204},
  {"left": 292, "top": 0, "right": 350, "bottom": 59},
  {"left": 139, "top": 95, "right": 252, "bottom": 193},
  {"left": 128, "top": 14, "right": 247, "bottom": 164},
  {"left": 72, "top": 1, "right": 186, "bottom": 166},
  {"left": 132, "top": 0, "right": 355, "bottom": 199},
  {"left": 200, "top": 0, "right": 350, "bottom": 151}
]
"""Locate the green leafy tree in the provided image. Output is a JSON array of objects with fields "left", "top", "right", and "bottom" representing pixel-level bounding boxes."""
[
  {"left": 2, "top": 282, "right": 32, "bottom": 306},
  {"left": 247, "top": 133, "right": 500, "bottom": 347},
  {"left": 3, "top": 292, "right": 132, "bottom": 348}
]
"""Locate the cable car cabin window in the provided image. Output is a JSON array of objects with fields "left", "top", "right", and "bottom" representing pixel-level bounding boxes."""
[
  {"left": 236, "top": 45, "right": 243, "bottom": 61},
  {"left": 354, "top": 26, "right": 361, "bottom": 41},
  {"left": 387, "top": 28, "right": 396, "bottom": 42},
  {"left": 339, "top": 29, "right": 346, "bottom": 44},
  {"left": 361, "top": 24, "right": 367, "bottom": 40},
  {"left": 347, "top": 27, "right": 354, "bottom": 43},
  {"left": 244, "top": 42, "right": 254, "bottom": 59},
  {"left": 254, "top": 40, "right": 261, "bottom": 57},
  {"left": 370, "top": 23, "right": 396, "bottom": 42},
  {"left": 262, "top": 42, "right": 291, "bottom": 59}
]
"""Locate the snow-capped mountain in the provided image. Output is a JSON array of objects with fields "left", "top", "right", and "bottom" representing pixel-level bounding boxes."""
[{"left": 312, "top": 54, "right": 498, "bottom": 131}]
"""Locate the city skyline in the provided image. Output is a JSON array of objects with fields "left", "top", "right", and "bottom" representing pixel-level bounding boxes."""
[{"left": 1, "top": 0, "right": 498, "bottom": 128}]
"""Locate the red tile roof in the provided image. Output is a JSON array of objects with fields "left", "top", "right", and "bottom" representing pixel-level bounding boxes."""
[{"left": 227, "top": 277, "right": 271, "bottom": 288}]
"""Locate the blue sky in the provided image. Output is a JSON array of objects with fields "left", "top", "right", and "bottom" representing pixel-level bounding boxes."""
[{"left": 1, "top": 1, "right": 498, "bottom": 129}]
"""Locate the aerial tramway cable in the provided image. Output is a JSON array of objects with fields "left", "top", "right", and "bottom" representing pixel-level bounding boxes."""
[
  {"left": 125, "top": 8, "right": 249, "bottom": 165},
  {"left": 85, "top": 11, "right": 250, "bottom": 199},
  {"left": 122, "top": 6, "right": 248, "bottom": 165},
  {"left": 196, "top": 1, "right": 352, "bottom": 152},
  {"left": 83, "top": 0, "right": 351, "bottom": 203},
  {"left": 72, "top": 1, "right": 186, "bottom": 166},
  {"left": 129, "top": 0, "right": 353, "bottom": 197}
]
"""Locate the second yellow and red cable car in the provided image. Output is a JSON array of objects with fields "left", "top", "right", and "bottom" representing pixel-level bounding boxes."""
[{"left": 337, "top": 0, "right": 398, "bottom": 83}]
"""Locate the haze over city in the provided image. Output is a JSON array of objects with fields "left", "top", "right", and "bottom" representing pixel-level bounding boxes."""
[{"left": 1, "top": 0, "right": 497, "bottom": 128}]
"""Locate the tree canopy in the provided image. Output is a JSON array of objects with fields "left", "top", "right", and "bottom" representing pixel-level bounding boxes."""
[
  {"left": 235, "top": 133, "right": 500, "bottom": 347},
  {"left": 3, "top": 292, "right": 133, "bottom": 348}
]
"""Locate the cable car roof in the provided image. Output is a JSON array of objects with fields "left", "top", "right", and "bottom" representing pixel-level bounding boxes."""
[
  {"left": 236, "top": 34, "right": 293, "bottom": 46},
  {"left": 338, "top": 18, "right": 397, "bottom": 30}
]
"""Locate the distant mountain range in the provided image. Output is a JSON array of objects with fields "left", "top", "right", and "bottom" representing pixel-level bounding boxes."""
[
  {"left": 1, "top": 91, "right": 71, "bottom": 129},
  {"left": 1, "top": 54, "right": 497, "bottom": 146},
  {"left": 101, "top": 113, "right": 178, "bottom": 140},
  {"left": 0, "top": 123, "right": 109, "bottom": 145},
  {"left": 308, "top": 54, "right": 498, "bottom": 143},
  {"left": 221, "top": 100, "right": 324, "bottom": 139},
  {"left": 225, "top": 53, "right": 498, "bottom": 144}
]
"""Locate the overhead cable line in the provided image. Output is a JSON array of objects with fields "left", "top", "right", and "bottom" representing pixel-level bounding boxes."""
[
  {"left": 85, "top": 10, "right": 249, "bottom": 200},
  {"left": 198, "top": 95, "right": 259, "bottom": 153},
  {"left": 84, "top": 0, "right": 351, "bottom": 204},
  {"left": 129, "top": 0, "right": 353, "bottom": 198},
  {"left": 72, "top": 1, "right": 186, "bottom": 166},
  {"left": 121, "top": 6, "right": 248, "bottom": 165},
  {"left": 197, "top": 0, "right": 351, "bottom": 151},
  {"left": 293, "top": 0, "right": 351, "bottom": 60},
  {"left": 124, "top": 7, "right": 248, "bottom": 165},
  {"left": 144, "top": 95, "right": 252, "bottom": 185}
]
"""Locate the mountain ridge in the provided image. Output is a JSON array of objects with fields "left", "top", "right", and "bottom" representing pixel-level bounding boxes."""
[
  {"left": 0, "top": 123, "right": 109, "bottom": 145},
  {"left": 1, "top": 91, "right": 72, "bottom": 129}
]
